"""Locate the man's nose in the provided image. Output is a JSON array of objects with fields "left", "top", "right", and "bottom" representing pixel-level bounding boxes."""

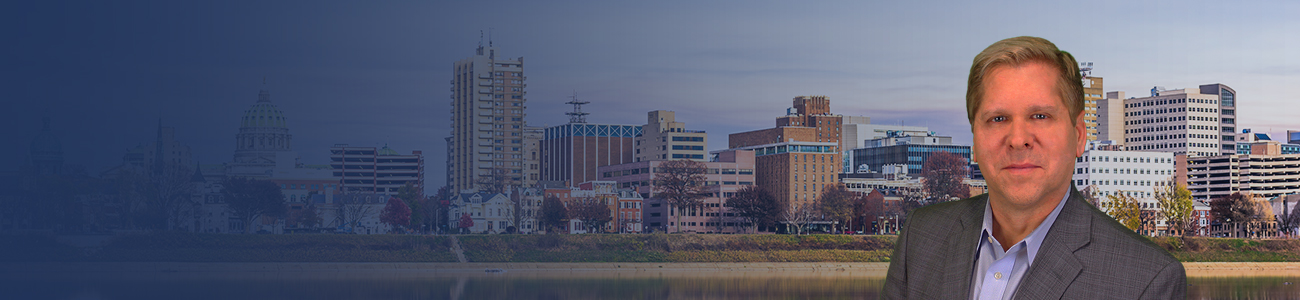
[{"left": 1007, "top": 120, "right": 1033, "bottom": 150}]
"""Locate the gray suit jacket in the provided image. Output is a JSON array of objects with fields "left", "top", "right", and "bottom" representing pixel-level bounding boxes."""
[{"left": 881, "top": 188, "right": 1186, "bottom": 299}]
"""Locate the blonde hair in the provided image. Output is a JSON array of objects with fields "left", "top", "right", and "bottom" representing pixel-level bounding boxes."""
[{"left": 966, "top": 36, "right": 1084, "bottom": 126}]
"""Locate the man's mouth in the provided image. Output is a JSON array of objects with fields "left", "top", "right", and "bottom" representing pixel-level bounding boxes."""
[{"left": 1004, "top": 163, "right": 1040, "bottom": 171}]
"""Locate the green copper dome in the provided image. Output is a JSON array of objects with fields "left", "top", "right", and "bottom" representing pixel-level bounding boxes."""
[{"left": 240, "top": 90, "right": 287, "bottom": 128}]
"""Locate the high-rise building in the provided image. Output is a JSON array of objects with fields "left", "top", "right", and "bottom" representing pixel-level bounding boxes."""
[
  {"left": 330, "top": 144, "right": 424, "bottom": 196},
  {"left": 1082, "top": 75, "right": 1104, "bottom": 141},
  {"left": 522, "top": 126, "right": 544, "bottom": 188},
  {"left": 448, "top": 44, "right": 527, "bottom": 192},
  {"left": 541, "top": 123, "right": 639, "bottom": 186},
  {"left": 1096, "top": 91, "right": 1126, "bottom": 143},
  {"left": 728, "top": 96, "right": 843, "bottom": 209},
  {"left": 1110, "top": 84, "right": 1237, "bottom": 157},
  {"left": 635, "top": 110, "right": 708, "bottom": 162}
]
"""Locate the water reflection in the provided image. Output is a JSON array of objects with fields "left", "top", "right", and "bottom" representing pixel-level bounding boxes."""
[{"left": 5, "top": 269, "right": 1300, "bottom": 299}]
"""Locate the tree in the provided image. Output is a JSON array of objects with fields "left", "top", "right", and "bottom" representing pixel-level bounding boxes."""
[
  {"left": 570, "top": 197, "right": 612, "bottom": 233},
  {"left": 477, "top": 170, "right": 509, "bottom": 194},
  {"left": 921, "top": 151, "right": 970, "bottom": 202},
  {"left": 286, "top": 203, "right": 321, "bottom": 229},
  {"left": 729, "top": 185, "right": 781, "bottom": 233},
  {"left": 781, "top": 200, "right": 811, "bottom": 235},
  {"left": 427, "top": 186, "right": 453, "bottom": 234},
  {"left": 1279, "top": 197, "right": 1300, "bottom": 237},
  {"left": 335, "top": 193, "right": 379, "bottom": 233},
  {"left": 1103, "top": 193, "right": 1142, "bottom": 232},
  {"left": 539, "top": 195, "right": 568, "bottom": 233},
  {"left": 1210, "top": 192, "right": 1270, "bottom": 238},
  {"left": 380, "top": 196, "right": 412, "bottom": 233},
  {"left": 222, "top": 177, "right": 286, "bottom": 234},
  {"left": 892, "top": 187, "right": 927, "bottom": 230},
  {"left": 854, "top": 189, "right": 886, "bottom": 234},
  {"left": 457, "top": 213, "right": 474, "bottom": 234},
  {"left": 653, "top": 160, "right": 709, "bottom": 233},
  {"left": 1154, "top": 180, "right": 1195, "bottom": 237},
  {"left": 818, "top": 183, "right": 856, "bottom": 233},
  {"left": 395, "top": 183, "right": 423, "bottom": 232},
  {"left": 1080, "top": 185, "right": 1102, "bottom": 207}
]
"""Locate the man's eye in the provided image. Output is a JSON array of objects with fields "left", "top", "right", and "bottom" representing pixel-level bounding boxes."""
[
  {"left": 1032, "top": 114, "right": 1048, "bottom": 119},
  {"left": 991, "top": 116, "right": 1006, "bottom": 122}
]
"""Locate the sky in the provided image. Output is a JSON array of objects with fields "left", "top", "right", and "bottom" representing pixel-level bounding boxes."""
[{"left": 3, "top": 0, "right": 1297, "bottom": 195}]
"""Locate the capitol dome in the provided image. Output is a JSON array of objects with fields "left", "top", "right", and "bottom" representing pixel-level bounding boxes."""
[{"left": 240, "top": 90, "right": 287, "bottom": 129}]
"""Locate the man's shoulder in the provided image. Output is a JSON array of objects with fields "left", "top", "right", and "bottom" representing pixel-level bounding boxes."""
[
  {"left": 906, "top": 194, "right": 986, "bottom": 229},
  {"left": 1073, "top": 199, "right": 1180, "bottom": 266}
]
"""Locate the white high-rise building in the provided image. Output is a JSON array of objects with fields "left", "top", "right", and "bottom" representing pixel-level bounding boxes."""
[
  {"left": 1072, "top": 141, "right": 1177, "bottom": 209},
  {"left": 1116, "top": 84, "right": 1237, "bottom": 157},
  {"left": 449, "top": 44, "right": 527, "bottom": 192}
]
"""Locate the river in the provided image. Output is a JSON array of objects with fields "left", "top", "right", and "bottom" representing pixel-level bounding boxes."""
[{"left": 3, "top": 262, "right": 1297, "bottom": 299}]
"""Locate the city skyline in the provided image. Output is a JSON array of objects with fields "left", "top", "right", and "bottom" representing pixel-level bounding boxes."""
[{"left": 4, "top": 1, "right": 1299, "bottom": 194}]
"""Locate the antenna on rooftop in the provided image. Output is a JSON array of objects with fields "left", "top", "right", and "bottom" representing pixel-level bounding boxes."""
[{"left": 565, "top": 92, "right": 590, "bottom": 124}]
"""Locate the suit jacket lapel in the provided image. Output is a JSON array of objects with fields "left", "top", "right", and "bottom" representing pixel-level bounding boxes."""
[
  {"left": 1013, "top": 188, "right": 1090, "bottom": 300},
  {"left": 940, "top": 195, "right": 986, "bottom": 299}
]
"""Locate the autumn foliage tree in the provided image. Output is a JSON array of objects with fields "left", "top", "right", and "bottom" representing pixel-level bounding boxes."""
[
  {"left": 818, "top": 183, "right": 856, "bottom": 233},
  {"left": 653, "top": 159, "right": 708, "bottom": 233},
  {"left": 1154, "top": 179, "right": 1195, "bottom": 237},
  {"left": 854, "top": 189, "right": 886, "bottom": 233},
  {"left": 921, "top": 151, "right": 970, "bottom": 202},
  {"left": 1104, "top": 193, "right": 1142, "bottom": 232},
  {"left": 380, "top": 196, "right": 411, "bottom": 233},
  {"left": 457, "top": 213, "right": 474, "bottom": 234}
]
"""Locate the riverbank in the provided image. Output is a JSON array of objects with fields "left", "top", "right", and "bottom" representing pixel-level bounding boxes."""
[
  {"left": 5, "top": 233, "right": 1300, "bottom": 263},
  {"left": 5, "top": 262, "right": 1299, "bottom": 279}
]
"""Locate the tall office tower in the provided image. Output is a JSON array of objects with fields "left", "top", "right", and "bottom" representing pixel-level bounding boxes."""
[
  {"left": 449, "top": 44, "right": 527, "bottom": 192},
  {"left": 635, "top": 110, "right": 708, "bottom": 162},
  {"left": 1082, "top": 75, "right": 1104, "bottom": 141},
  {"left": 1118, "top": 84, "right": 1237, "bottom": 157},
  {"left": 522, "top": 125, "right": 544, "bottom": 188},
  {"left": 728, "top": 96, "right": 843, "bottom": 209},
  {"left": 330, "top": 144, "right": 424, "bottom": 196},
  {"left": 1096, "top": 91, "right": 1126, "bottom": 143}
]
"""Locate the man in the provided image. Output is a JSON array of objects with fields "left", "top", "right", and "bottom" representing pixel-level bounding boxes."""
[{"left": 880, "top": 36, "right": 1185, "bottom": 299}]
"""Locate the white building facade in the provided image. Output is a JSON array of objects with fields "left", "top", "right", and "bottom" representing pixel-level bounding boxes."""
[
  {"left": 1117, "top": 84, "right": 1237, "bottom": 157},
  {"left": 1072, "top": 141, "right": 1177, "bottom": 209}
]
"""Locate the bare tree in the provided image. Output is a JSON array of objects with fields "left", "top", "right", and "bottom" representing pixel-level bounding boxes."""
[
  {"left": 653, "top": 160, "right": 708, "bottom": 233},
  {"left": 921, "top": 151, "right": 970, "bottom": 202},
  {"left": 335, "top": 193, "right": 379, "bottom": 233},
  {"left": 477, "top": 170, "right": 509, "bottom": 194},
  {"left": 729, "top": 185, "right": 781, "bottom": 233},
  {"left": 782, "top": 200, "right": 810, "bottom": 235}
]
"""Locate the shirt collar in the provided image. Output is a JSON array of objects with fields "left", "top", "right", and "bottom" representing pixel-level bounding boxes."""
[{"left": 979, "top": 188, "right": 1071, "bottom": 264}]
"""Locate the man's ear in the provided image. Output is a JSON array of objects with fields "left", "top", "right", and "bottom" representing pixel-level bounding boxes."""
[{"left": 1074, "top": 111, "right": 1086, "bottom": 157}]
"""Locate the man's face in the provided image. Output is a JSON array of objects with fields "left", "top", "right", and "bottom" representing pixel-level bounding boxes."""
[{"left": 972, "top": 60, "right": 1085, "bottom": 210}]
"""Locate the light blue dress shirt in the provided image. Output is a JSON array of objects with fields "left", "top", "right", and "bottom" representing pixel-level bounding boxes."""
[{"left": 970, "top": 190, "right": 1070, "bottom": 300}]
